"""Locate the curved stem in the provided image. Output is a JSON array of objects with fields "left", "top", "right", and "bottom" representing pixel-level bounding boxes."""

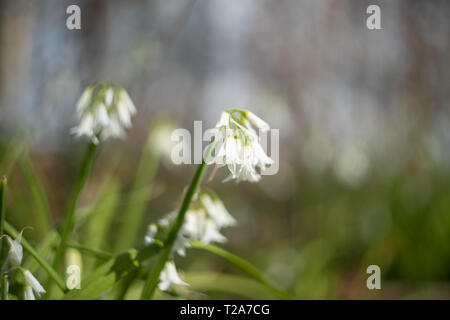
[
  {"left": 140, "top": 161, "right": 208, "bottom": 299},
  {"left": 52, "top": 142, "right": 96, "bottom": 276}
]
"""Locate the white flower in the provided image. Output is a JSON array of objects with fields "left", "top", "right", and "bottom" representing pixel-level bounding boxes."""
[
  {"left": 200, "top": 193, "right": 236, "bottom": 228},
  {"left": 23, "top": 285, "right": 35, "bottom": 300},
  {"left": 158, "top": 261, "right": 188, "bottom": 291},
  {"left": 173, "top": 233, "right": 191, "bottom": 257},
  {"left": 22, "top": 269, "right": 46, "bottom": 298},
  {"left": 71, "top": 83, "right": 137, "bottom": 144},
  {"left": 1, "top": 230, "right": 24, "bottom": 270},
  {"left": 144, "top": 224, "right": 157, "bottom": 245},
  {"left": 182, "top": 209, "right": 227, "bottom": 244},
  {"left": 211, "top": 109, "right": 273, "bottom": 183}
]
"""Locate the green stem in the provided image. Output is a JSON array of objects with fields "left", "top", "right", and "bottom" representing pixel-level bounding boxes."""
[
  {"left": 4, "top": 221, "right": 67, "bottom": 292},
  {"left": 0, "top": 176, "right": 6, "bottom": 261},
  {"left": 2, "top": 274, "right": 7, "bottom": 300},
  {"left": 140, "top": 161, "right": 208, "bottom": 299},
  {"left": 52, "top": 142, "right": 96, "bottom": 275}
]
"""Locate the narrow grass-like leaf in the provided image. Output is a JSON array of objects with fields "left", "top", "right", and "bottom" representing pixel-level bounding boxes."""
[
  {"left": 184, "top": 271, "right": 278, "bottom": 299},
  {"left": 85, "top": 177, "right": 120, "bottom": 267},
  {"left": 19, "top": 151, "right": 52, "bottom": 235},
  {"left": 66, "top": 242, "right": 113, "bottom": 261},
  {"left": 190, "top": 241, "right": 291, "bottom": 299},
  {"left": 115, "top": 127, "right": 159, "bottom": 252},
  {"left": 23, "top": 229, "right": 59, "bottom": 275}
]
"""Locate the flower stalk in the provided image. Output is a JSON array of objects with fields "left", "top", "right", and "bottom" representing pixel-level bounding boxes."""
[
  {"left": 52, "top": 142, "right": 97, "bottom": 274},
  {"left": 140, "top": 160, "right": 208, "bottom": 299}
]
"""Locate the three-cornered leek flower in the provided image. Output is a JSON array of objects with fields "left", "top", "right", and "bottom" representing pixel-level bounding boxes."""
[
  {"left": 1, "top": 230, "right": 25, "bottom": 270},
  {"left": 158, "top": 261, "right": 188, "bottom": 291},
  {"left": 154, "top": 191, "right": 236, "bottom": 257},
  {"left": 21, "top": 269, "right": 45, "bottom": 299},
  {"left": 209, "top": 109, "right": 273, "bottom": 183},
  {"left": 71, "top": 82, "right": 137, "bottom": 144}
]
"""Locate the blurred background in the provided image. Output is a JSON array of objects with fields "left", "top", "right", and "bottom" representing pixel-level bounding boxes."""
[{"left": 0, "top": 0, "right": 449, "bottom": 299}]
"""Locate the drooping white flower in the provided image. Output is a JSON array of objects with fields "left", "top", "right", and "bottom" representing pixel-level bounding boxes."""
[
  {"left": 22, "top": 269, "right": 46, "bottom": 298},
  {"left": 71, "top": 83, "right": 137, "bottom": 144},
  {"left": 1, "top": 230, "right": 24, "bottom": 270},
  {"left": 210, "top": 109, "right": 274, "bottom": 183},
  {"left": 23, "top": 285, "right": 35, "bottom": 300},
  {"left": 182, "top": 208, "right": 227, "bottom": 244},
  {"left": 158, "top": 261, "right": 188, "bottom": 291},
  {"left": 200, "top": 193, "right": 236, "bottom": 228}
]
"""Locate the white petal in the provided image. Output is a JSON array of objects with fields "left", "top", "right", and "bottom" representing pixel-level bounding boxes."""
[
  {"left": 200, "top": 194, "right": 236, "bottom": 228},
  {"left": 215, "top": 111, "right": 230, "bottom": 128},
  {"left": 23, "top": 270, "right": 46, "bottom": 297},
  {"left": 104, "top": 88, "right": 114, "bottom": 107},
  {"left": 201, "top": 220, "right": 227, "bottom": 244},
  {"left": 3, "top": 231, "right": 24, "bottom": 268},
  {"left": 95, "top": 103, "right": 109, "bottom": 126},
  {"left": 246, "top": 111, "right": 270, "bottom": 132},
  {"left": 120, "top": 89, "right": 136, "bottom": 114},
  {"left": 116, "top": 101, "right": 132, "bottom": 127},
  {"left": 144, "top": 224, "right": 157, "bottom": 246},
  {"left": 24, "top": 285, "right": 35, "bottom": 300},
  {"left": 158, "top": 261, "right": 188, "bottom": 291},
  {"left": 76, "top": 87, "right": 93, "bottom": 115}
]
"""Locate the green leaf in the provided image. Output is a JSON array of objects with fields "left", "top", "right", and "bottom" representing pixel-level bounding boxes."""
[
  {"left": 23, "top": 229, "right": 59, "bottom": 274},
  {"left": 18, "top": 150, "right": 53, "bottom": 235},
  {"left": 190, "top": 241, "right": 291, "bottom": 300},
  {"left": 185, "top": 271, "right": 278, "bottom": 299},
  {"left": 63, "top": 242, "right": 162, "bottom": 300},
  {"left": 114, "top": 125, "right": 160, "bottom": 252}
]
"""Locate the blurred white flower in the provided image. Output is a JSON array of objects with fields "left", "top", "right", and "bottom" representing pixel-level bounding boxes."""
[
  {"left": 153, "top": 191, "right": 235, "bottom": 257},
  {"left": 158, "top": 261, "right": 188, "bottom": 291},
  {"left": 211, "top": 109, "right": 273, "bottom": 183},
  {"left": 23, "top": 285, "right": 35, "bottom": 300},
  {"left": 182, "top": 208, "right": 227, "bottom": 244},
  {"left": 22, "top": 269, "right": 46, "bottom": 298},
  {"left": 200, "top": 193, "right": 236, "bottom": 228},
  {"left": 1, "top": 230, "right": 24, "bottom": 270},
  {"left": 144, "top": 224, "right": 157, "bottom": 245},
  {"left": 71, "top": 83, "right": 137, "bottom": 144}
]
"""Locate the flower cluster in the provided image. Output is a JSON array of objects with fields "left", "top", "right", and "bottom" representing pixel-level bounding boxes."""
[
  {"left": 1, "top": 230, "right": 46, "bottom": 300},
  {"left": 71, "top": 82, "right": 136, "bottom": 144},
  {"left": 208, "top": 109, "right": 273, "bottom": 183},
  {"left": 144, "top": 191, "right": 236, "bottom": 291}
]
